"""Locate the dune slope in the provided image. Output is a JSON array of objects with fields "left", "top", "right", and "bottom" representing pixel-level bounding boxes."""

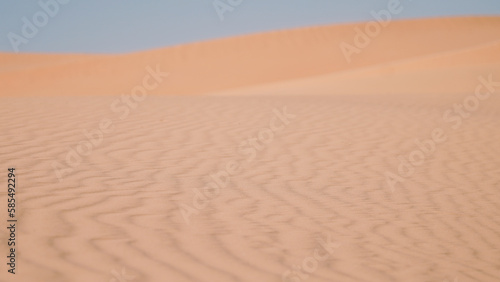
[{"left": 1, "top": 16, "right": 500, "bottom": 96}]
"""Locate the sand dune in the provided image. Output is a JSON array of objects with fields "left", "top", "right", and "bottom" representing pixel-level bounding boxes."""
[
  {"left": 1, "top": 16, "right": 500, "bottom": 282},
  {"left": 212, "top": 41, "right": 500, "bottom": 96},
  {"left": 1, "top": 16, "right": 500, "bottom": 96}
]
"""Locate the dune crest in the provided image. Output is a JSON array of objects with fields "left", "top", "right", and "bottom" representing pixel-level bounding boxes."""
[{"left": 1, "top": 16, "right": 500, "bottom": 96}]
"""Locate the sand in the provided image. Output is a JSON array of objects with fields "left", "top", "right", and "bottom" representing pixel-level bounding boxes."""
[{"left": 1, "top": 16, "right": 500, "bottom": 282}]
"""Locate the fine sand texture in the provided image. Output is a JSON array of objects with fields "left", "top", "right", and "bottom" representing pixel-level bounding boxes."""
[{"left": 1, "top": 16, "right": 500, "bottom": 282}]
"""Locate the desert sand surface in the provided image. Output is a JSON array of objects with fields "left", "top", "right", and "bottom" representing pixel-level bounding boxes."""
[{"left": 1, "top": 16, "right": 500, "bottom": 282}]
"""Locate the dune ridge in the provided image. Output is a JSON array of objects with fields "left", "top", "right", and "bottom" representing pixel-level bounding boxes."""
[{"left": 1, "top": 16, "right": 500, "bottom": 96}]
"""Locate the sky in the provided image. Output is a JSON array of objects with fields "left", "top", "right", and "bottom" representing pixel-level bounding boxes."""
[{"left": 1, "top": 0, "right": 500, "bottom": 54}]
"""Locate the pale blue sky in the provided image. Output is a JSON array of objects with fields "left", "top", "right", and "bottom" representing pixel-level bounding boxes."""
[{"left": 1, "top": 0, "right": 499, "bottom": 53}]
